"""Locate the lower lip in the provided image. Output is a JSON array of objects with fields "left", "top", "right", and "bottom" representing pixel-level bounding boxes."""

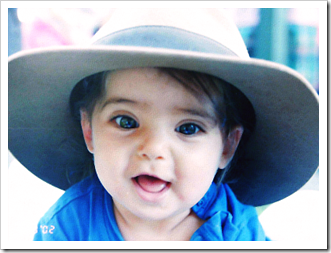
[{"left": 132, "top": 178, "right": 171, "bottom": 203}]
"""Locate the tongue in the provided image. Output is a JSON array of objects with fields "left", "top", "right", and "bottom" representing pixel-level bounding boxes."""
[{"left": 137, "top": 175, "right": 167, "bottom": 193}]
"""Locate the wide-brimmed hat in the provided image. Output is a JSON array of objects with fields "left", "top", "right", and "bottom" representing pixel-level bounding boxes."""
[{"left": 8, "top": 8, "right": 319, "bottom": 206}]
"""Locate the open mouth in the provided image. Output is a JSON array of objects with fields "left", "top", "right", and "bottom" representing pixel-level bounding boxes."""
[{"left": 134, "top": 175, "right": 171, "bottom": 193}]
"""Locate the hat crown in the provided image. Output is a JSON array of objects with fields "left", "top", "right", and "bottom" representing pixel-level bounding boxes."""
[{"left": 91, "top": 8, "right": 250, "bottom": 58}]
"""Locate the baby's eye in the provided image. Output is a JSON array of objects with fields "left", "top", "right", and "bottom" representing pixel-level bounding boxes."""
[
  {"left": 114, "top": 116, "right": 139, "bottom": 129},
  {"left": 176, "top": 123, "right": 203, "bottom": 135}
]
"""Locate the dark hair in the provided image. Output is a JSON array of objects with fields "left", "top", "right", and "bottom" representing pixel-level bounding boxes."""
[
  {"left": 69, "top": 68, "right": 256, "bottom": 184},
  {"left": 70, "top": 71, "right": 109, "bottom": 122},
  {"left": 69, "top": 71, "right": 109, "bottom": 181}
]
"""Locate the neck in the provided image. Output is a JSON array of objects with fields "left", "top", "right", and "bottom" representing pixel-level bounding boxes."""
[{"left": 113, "top": 200, "right": 204, "bottom": 241}]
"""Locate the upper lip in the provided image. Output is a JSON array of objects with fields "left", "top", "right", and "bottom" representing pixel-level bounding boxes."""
[{"left": 132, "top": 173, "right": 170, "bottom": 183}]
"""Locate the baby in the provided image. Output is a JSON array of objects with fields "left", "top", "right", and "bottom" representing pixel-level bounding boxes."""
[{"left": 70, "top": 67, "right": 255, "bottom": 240}]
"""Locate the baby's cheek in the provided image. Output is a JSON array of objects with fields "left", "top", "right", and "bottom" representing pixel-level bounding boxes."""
[{"left": 175, "top": 167, "right": 214, "bottom": 205}]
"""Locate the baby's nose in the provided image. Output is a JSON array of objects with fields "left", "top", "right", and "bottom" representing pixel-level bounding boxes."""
[{"left": 137, "top": 131, "right": 170, "bottom": 161}]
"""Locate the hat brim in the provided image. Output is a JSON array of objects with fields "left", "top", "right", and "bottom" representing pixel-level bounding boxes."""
[{"left": 8, "top": 46, "right": 319, "bottom": 206}]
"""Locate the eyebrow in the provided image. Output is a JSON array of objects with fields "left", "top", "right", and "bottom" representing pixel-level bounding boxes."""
[
  {"left": 100, "top": 97, "right": 138, "bottom": 110},
  {"left": 174, "top": 107, "right": 218, "bottom": 125}
]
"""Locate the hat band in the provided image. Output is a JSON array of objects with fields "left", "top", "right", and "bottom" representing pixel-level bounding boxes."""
[{"left": 92, "top": 26, "right": 238, "bottom": 56}]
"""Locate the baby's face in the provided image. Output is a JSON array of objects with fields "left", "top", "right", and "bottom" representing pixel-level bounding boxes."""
[{"left": 82, "top": 68, "right": 230, "bottom": 221}]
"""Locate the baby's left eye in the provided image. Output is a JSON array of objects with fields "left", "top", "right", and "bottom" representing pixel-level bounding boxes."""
[
  {"left": 175, "top": 123, "right": 203, "bottom": 135},
  {"left": 113, "top": 115, "right": 139, "bottom": 129}
]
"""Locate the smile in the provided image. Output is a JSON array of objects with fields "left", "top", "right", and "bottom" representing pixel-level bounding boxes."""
[{"left": 132, "top": 174, "right": 171, "bottom": 202}]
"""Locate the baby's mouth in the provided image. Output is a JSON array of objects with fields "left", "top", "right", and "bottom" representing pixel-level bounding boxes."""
[{"left": 134, "top": 175, "right": 170, "bottom": 193}]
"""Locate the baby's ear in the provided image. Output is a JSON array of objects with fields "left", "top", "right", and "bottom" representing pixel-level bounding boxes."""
[
  {"left": 80, "top": 110, "right": 94, "bottom": 154},
  {"left": 219, "top": 126, "right": 244, "bottom": 169}
]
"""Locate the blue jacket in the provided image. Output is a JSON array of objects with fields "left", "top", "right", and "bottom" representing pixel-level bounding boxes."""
[{"left": 34, "top": 175, "right": 268, "bottom": 241}]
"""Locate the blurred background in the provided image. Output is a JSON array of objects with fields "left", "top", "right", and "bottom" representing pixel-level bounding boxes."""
[{"left": 7, "top": 7, "right": 321, "bottom": 243}]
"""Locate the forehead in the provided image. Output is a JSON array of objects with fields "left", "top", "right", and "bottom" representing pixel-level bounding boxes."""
[
  {"left": 106, "top": 68, "right": 176, "bottom": 92},
  {"left": 99, "top": 68, "right": 218, "bottom": 122},
  {"left": 103, "top": 68, "right": 208, "bottom": 104}
]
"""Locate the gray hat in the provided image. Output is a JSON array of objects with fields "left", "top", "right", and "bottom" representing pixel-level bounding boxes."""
[{"left": 8, "top": 8, "right": 319, "bottom": 206}]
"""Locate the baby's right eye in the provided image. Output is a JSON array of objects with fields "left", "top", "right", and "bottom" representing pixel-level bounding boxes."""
[
  {"left": 175, "top": 123, "right": 203, "bottom": 135},
  {"left": 113, "top": 116, "right": 139, "bottom": 129}
]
